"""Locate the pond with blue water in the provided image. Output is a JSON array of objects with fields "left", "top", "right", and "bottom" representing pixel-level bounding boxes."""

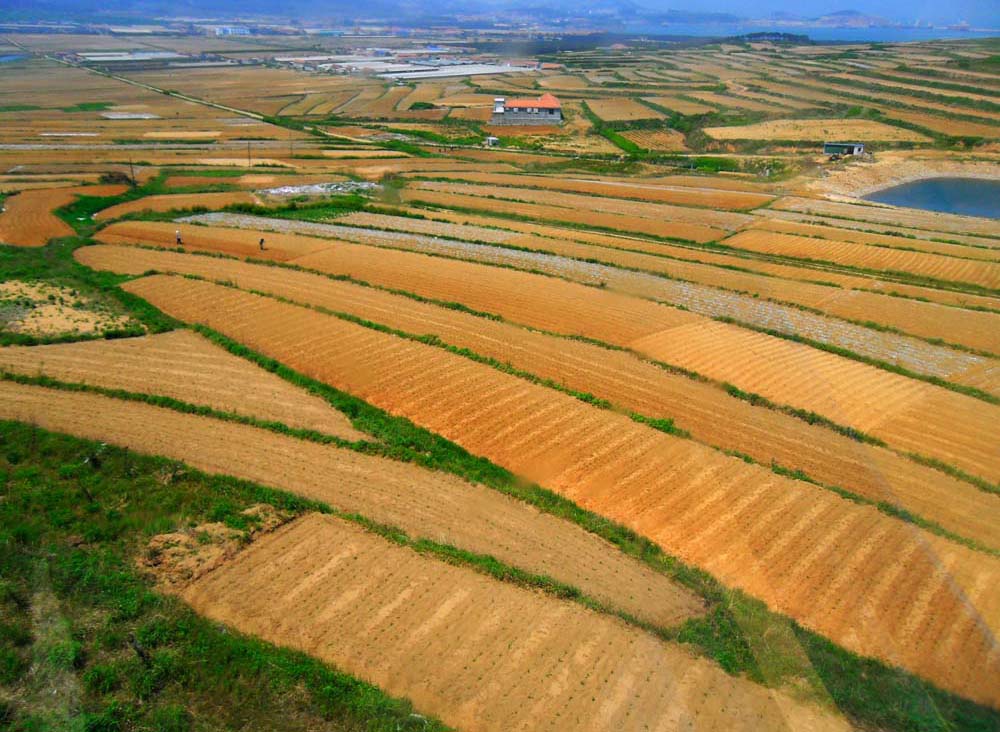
[{"left": 864, "top": 178, "right": 1000, "bottom": 220}]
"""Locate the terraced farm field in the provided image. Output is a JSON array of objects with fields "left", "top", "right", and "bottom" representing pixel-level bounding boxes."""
[
  {"left": 0, "top": 381, "right": 699, "bottom": 628},
  {"left": 585, "top": 98, "right": 664, "bottom": 121},
  {"left": 0, "top": 184, "right": 126, "bottom": 246},
  {"left": 723, "top": 229, "right": 1000, "bottom": 289},
  {"left": 703, "top": 118, "right": 932, "bottom": 142},
  {"left": 771, "top": 196, "right": 1000, "bottom": 238},
  {"left": 179, "top": 513, "right": 855, "bottom": 732},
  {"left": 4, "top": 33, "right": 1000, "bottom": 731},
  {"left": 0, "top": 330, "right": 365, "bottom": 439},
  {"left": 77, "top": 247, "right": 1000, "bottom": 552},
  {"left": 178, "top": 513, "right": 851, "bottom": 732},
  {"left": 113, "top": 215, "right": 1000, "bottom": 375},
  {"left": 119, "top": 275, "right": 1000, "bottom": 707},
  {"left": 93, "top": 191, "right": 258, "bottom": 220}
]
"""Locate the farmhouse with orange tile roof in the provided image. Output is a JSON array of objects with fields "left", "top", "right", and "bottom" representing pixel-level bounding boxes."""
[{"left": 490, "top": 93, "right": 562, "bottom": 125}]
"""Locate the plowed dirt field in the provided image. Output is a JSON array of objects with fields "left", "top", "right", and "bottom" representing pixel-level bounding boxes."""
[
  {"left": 178, "top": 513, "right": 852, "bottom": 732},
  {"left": 86, "top": 228, "right": 1000, "bottom": 479},
  {"left": 0, "top": 184, "right": 127, "bottom": 246},
  {"left": 330, "top": 211, "right": 1000, "bottom": 358},
  {"left": 409, "top": 172, "right": 773, "bottom": 210},
  {"left": 748, "top": 218, "right": 1000, "bottom": 262},
  {"left": 401, "top": 188, "right": 727, "bottom": 242},
  {"left": 0, "top": 380, "right": 699, "bottom": 627},
  {"left": 410, "top": 181, "right": 751, "bottom": 230},
  {"left": 93, "top": 192, "right": 258, "bottom": 221},
  {"left": 0, "top": 330, "right": 364, "bottom": 440},
  {"left": 76, "top": 248, "right": 1000, "bottom": 551},
  {"left": 121, "top": 276, "right": 1000, "bottom": 706},
  {"left": 723, "top": 230, "right": 1000, "bottom": 290},
  {"left": 771, "top": 196, "right": 1000, "bottom": 238}
]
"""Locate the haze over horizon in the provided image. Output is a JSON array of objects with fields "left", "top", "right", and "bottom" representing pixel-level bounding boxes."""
[{"left": 3, "top": 0, "right": 998, "bottom": 27}]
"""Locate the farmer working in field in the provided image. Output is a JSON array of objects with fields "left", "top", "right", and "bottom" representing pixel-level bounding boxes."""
[
  {"left": 175, "top": 229, "right": 182, "bottom": 246},
  {"left": 259, "top": 237, "right": 265, "bottom": 251}
]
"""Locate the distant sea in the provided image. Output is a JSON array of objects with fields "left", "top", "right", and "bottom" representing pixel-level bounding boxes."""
[{"left": 622, "top": 23, "right": 999, "bottom": 42}]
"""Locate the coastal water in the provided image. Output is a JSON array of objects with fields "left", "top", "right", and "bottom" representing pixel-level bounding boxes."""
[
  {"left": 864, "top": 178, "right": 1000, "bottom": 219},
  {"left": 622, "top": 23, "right": 999, "bottom": 42}
]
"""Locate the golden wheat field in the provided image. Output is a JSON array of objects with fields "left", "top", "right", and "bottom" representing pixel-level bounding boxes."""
[{"left": 2, "top": 30, "right": 1000, "bottom": 732}]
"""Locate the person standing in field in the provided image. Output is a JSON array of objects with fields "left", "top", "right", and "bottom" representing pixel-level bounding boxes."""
[
  {"left": 175, "top": 229, "right": 182, "bottom": 246},
  {"left": 259, "top": 237, "right": 265, "bottom": 251}
]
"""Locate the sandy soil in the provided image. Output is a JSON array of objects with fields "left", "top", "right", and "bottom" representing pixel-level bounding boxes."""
[
  {"left": 78, "top": 247, "right": 1000, "bottom": 552},
  {"left": 0, "top": 330, "right": 364, "bottom": 440},
  {"left": 0, "top": 184, "right": 127, "bottom": 246},
  {"left": 0, "top": 280, "right": 133, "bottom": 336},
  {"left": 116, "top": 276, "right": 1000, "bottom": 708},
  {"left": 0, "top": 380, "right": 702, "bottom": 628},
  {"left": 807, "top": 153, "right": 1000, "bottom": 201},
  {"left": 176, "top": 513, "right": 852, "bottom": 732}
]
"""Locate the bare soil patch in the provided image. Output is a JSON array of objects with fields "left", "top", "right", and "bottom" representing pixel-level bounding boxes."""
[{"left": 0, "top": 280, "right": 133, "bottom": 337}]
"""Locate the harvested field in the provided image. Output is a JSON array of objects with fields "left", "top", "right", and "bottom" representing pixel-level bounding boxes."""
[
  {"left": 408, "top": 181, "right": 752, "bottom": 230},
  {"left": 882, "top": 110, "right": 1000, "bottom": 138},
  {"left": 0, "top": 380, "right": 702, "bottom": 628},
  {"left": 585, "top": 98, "right": 664, "bottom": 121},
  {"left": 771, "top": 196, "right": 1000, "bottom": 238},
  {"left": 619, "top": 128, "right": 688, "bottom": 151},
  {"left": 165, "top": 213, "right": 1000, "bottom": 360},
  {"left": 0, "top": 330, "right": 364, "bottom": 439},
  {"left": 408, "top": 172, "right": 774, "bottom": 210},
  {"left": 642, "top": 96, "right": 716, "bottom": 115},
  {"left": 78, "top": 247, "right": 1000, "bottom": 552},
  {"left": 178, "top": 513, "right": 851, "bottom": 732},
  {"left": 93, "top": 191, "right": 258, "bottom": 221},
  {"left": 747, "top": 218, "right": 1000, "bottom": 262},
  {"left": 401, "top": 187, "right": 727, "bottom": 242},
  {"left": 723, "top": 230, "right": 1000, "bottom": 289},
  {"left": 0, "top": 184, "right": 126, "bottom": 246},
  {"left": 130, "top": 227, "right": 1000, "bottom": 480},
  {"left": 703, "top": 118, "right": 931, "bottom": 142},
  {"left": 120, "top": 276, "right": 1000, "bottom": 707},
  {"left": 687, "top": 92, "right": 777, "bottom": 112}
]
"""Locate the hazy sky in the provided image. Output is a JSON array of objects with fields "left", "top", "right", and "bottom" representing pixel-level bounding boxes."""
[{"left": 664, "top": 0, "right": 1000, "bottom": 24}]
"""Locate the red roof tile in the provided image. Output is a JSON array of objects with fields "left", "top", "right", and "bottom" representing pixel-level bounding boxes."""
[{"left": 505, "top": 93, "right": 561, "bottom": 110}]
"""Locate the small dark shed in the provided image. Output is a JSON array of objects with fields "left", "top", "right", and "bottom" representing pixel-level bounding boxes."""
[{"left": 824, "top": 141, "right": 865, "bottom": 156}]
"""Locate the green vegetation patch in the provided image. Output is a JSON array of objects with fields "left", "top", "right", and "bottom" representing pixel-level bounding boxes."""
[
  {"left": 0, "top": 420, "right": 449, "bottom": 732},
  {"left": 61, "top": 101, "right": 114, "bottom": 113}
]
